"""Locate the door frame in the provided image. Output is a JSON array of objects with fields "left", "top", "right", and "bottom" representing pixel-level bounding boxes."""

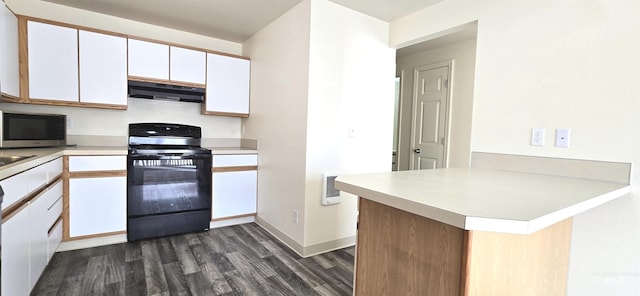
[{"left": 409, "top": 60, "right": 453, "bottom": 170}]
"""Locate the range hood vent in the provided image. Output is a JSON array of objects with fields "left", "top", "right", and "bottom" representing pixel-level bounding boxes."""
[{"left": 128, "top": 80, "right": 205, "bottom": 103}]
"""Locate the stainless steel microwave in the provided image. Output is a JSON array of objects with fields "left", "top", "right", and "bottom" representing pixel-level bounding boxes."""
[{"left": 0, "top": 110, "right": 66, "bottom": 148}]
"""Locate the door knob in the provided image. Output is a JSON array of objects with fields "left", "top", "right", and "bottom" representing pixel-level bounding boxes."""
[{"left": 413, "top": 148, "right": 421, "bottom": 154}]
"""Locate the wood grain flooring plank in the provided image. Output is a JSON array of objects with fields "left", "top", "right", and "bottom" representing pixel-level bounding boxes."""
[
  {"left": 314, "top": 283, "right": 347, "bottom": 296},
  {"left": 223, "top": 270, "right": 261, "bottom": 296},
  {"left": 124, "top": 259, "right": 147, "bottom": 296},
  {"left": 185, "top": 233, "right": 203, "bottom": 246},
  {"left": 210, "top": 277, "right": 234, "bottom": 295},
  {"left": 298, "top": 257, "right": 353, "bottom": 295},
  {"left": 189, "top": 243, "right": 226, "bottom": 282},
  {"left": 263, "top": 255, "right": 320, "bottom": 296},
  {"left": 226, "top": 251, "right": 277, "bottom": 278},
  {"left": 171, "top": 235, "right": 201, "bottom": 274},
  {"left": 231, "top": 226, "right": 273, "bottom": 258},
  {"left": 141, "top": 240, "right": 170, "bottom": 295},
  {"left": 103, "top": 244, "right": 126, "bottom": 285},
  {"left": 261, "top": 240, "right": 325, "bottom": 288},
  {"left": 55, "top": 275, "right": 83, "bottom": 296},
  {"left": 184, "top": 271, "right": 213, "bottom": 296},
  {"left": 239, "top": 223, "right": 270, "bottom": 242},
  {"left": 103, "top": 281, "right": 125, "bottom": 296},
  {"left": 263, "top": 275, "right": 298, "bottom": 295},
  {"left": 163, "top": 261, "right": 191, "bottom": 295},
  {"left": 196, "top": 230, "right": 226, "bottom": 253},
  {"left": 157, "top": 237, "right": 179, "bottom": 264},
  {"left": 125, "top": 240, "right": 143, "bottom": 262},
  {"left": 79, "top": 254, "right": 108, "bottom": 296}
]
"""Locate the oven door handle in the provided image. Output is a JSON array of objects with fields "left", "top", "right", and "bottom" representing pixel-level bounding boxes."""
[{"left": 130, "top": 153, "right": 211, "bottom": 159}]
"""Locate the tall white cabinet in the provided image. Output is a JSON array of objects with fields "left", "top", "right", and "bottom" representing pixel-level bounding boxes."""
[{"left": 0, "top": 2, "right": 19, "bottom": 98}]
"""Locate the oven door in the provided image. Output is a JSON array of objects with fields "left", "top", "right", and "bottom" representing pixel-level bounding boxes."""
[{"left": 127, "top": 150, "right": 212, "bottom": 241}]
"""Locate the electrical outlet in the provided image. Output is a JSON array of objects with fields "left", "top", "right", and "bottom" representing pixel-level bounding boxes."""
[
  {"left": 555, "top": 128, "right": 571, "bottom": 148},
  {"left": 293, "top": 210, "right": 299, "bottom": 224},
  {"left": 531, "top": 128, "right": 545, "bottom": 146}
]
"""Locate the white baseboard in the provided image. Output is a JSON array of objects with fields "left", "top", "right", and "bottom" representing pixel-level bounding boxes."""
[
  {"left": 210, "top": 216, "right": 255, "bottom": 228},
  {"left": 57, "top": 234, "right": 127, "bottom": 252}
]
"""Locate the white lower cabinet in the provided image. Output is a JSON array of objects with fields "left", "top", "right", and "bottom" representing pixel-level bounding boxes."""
[
  {"left": 212, "top": 170, "right": 257, "bottom": 218},
  {"left": 1, "top": 157, "right": 63, "bottom": 296},
  {"left": 211, "top": 154, "right": 258, "bottom": 219},
  {"left": 69, "top": 176, "right": 126, "bottom": 237},
  {"left": 1, "top": 204, "right": 31, "bottom": 296}
]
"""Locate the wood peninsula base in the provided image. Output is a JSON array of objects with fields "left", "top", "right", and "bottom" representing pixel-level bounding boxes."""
[{"left": 355, "top": 198, "right": 572, "bottom": 296}]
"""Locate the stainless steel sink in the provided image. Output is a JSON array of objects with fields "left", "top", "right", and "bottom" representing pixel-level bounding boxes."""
[{"left": 0, "top": 155, "right": 35, "bottom": 167}]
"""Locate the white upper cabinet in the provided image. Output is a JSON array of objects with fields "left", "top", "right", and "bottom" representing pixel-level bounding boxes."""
[
  {"left": 205, "top": 53, "right": 250, "bottom": 116},
  {"left": 79, "top": 30, "right": 127, "bottom": 105},
  {"left": 128, "top": 39, "right": 169, "bottom": 80},
  {"left": 129, "top": 39, "right": 206, "bottom": 85},
  {"left": 1, "top": 3, "right": 19, "bottom": 98},
  {"left": 170, "top": 46, "right": 206, "bottom": 84},
  {"left": 27, "top": 21, "right": 79, "bottom": 102}
]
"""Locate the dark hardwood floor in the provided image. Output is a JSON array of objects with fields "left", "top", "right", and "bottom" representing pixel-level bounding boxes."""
[{"left": 31, "top": 223, "right": 355, "bottom": 296}]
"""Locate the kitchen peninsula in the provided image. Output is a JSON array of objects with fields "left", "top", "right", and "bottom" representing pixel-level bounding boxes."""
[{"left": 335, "top": 153, "right": 631, "bottom": 296}]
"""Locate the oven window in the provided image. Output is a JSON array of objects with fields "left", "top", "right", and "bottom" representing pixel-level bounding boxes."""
[{"left": 128, "top": 156, "right": 212, "bottom": 217}]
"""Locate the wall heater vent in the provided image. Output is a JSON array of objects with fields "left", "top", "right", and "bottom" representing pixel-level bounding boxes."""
[{"left": 322, "top": 171, "right": 342, "bottom": 205}]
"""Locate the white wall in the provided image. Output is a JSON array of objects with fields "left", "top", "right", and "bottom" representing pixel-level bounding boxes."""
[
  {"left": 2, "top": 100, "right": 240, "bottom": 139},
  {"left": 396, "top": 38, "right": 476, "bottom": 170},
  {"left": 392, "top": 0, "right": 640, "bottom": 294},
  {"left": 243, "top": 0, "right": 395, "bottom": 255},
  {"left": 242, "top": 0, "right": 311, "bottom": 247},
  {"left": 305, "top": 0, "right": 395, "bottom": 248}
]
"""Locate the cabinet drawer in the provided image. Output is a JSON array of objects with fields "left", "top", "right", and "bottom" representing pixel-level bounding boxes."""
[
  {"left": 69, "top": 156, "right": 126, "bottom": 172},
  {"left": 44, "top": 158, "right": 63, "bottom": 181},
  {"left": 213, "top": 154, "right": 257, "bottom": 167},
  {"left": 47, "top": 220, "right": 63, "bottom": 261},
  {"left": 40, "top": 180, "right": 63, "bottom": 221},
  {"left": 0, "top": 171, "right": 30, "bottom": 210}
]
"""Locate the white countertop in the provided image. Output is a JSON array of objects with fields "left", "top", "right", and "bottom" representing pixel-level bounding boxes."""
[
  {"left": 335, "top": 168, "right": 631, "bottom": 234},
  {"left": 0, "top": 145, "right": 257, "bottom": 180}
]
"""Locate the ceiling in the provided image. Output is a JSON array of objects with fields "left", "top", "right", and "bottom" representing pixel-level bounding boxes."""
[{"left": 41, "top": 0, "right": 447, "bottom": 43}]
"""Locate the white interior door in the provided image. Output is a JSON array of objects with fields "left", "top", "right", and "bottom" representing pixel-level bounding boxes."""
[{"left": 410, "top": 62, "right": 450, "bottom": 170}]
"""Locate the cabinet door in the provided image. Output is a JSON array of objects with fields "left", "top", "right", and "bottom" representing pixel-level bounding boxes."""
[
  {"left": 212, "top": 170, "right": 257, "bottom": 218},
  {"left": 128, "top": 39, "right": 169, "bottom": 80},
  {"left": 1, "top": 204, "right": 31, "bottom": 296},
  {"left": 27, "top": 21, "right": 78, "bottom": 101},
  {"left": 79, "top": 30, "right": 127, "bottom": 105},
  {"left": 69, "top": 176, "right": 127, "bottom": 237},
  {"left": 206, "top": 53, "right": 250, "bottom": 115},
  {"left": 170, "top": 46, "right": 206, "bottom": 84},
  {"left": 1, "top": 3, "right": 19, "bottom": 97},
  {"left": 28, "top": 181, "right": 62, "bottom": 290}
]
